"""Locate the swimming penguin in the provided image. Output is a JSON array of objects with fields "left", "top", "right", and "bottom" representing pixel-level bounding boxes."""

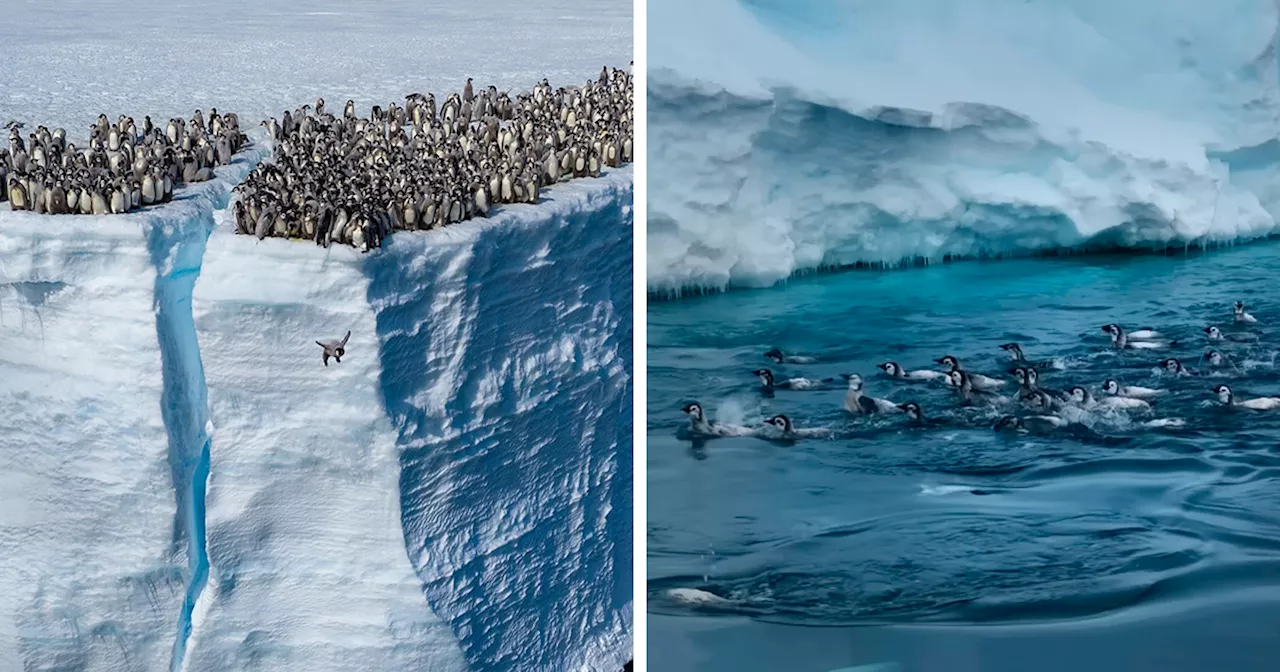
[
  {"left": 762, "top": 414, "right": 831, "bottom": 440},
  {"left": 679, "top": 402, "right": 752, "bottom": 437},
  {"left": 1211, "top": 384, "right": 1280, "bottom": 410},
  {"left": 999, "top": 343, "right": 1056, "bottom": 371},
  {"left": 1202, "top": 349, "right": 1237, "bottom": 371},
  {"left": 751, "top": 368, "right": 834, "bottom": 392},
  {"left": 947, "top": 370, "right": 1007, "bottom": 406},
  {"left": 842, "top": 374, "right": 901, "bottom": 414},
  {"left": 681, "top": 402, "right": 713, "bottom": 434},
  {"left": 316, "top": 330, "right": 351, "bottom": 366},
  {"left": 878, "top": 361, "right": 947, "bottom": 382},
  {"left": 1102, "top": 324, "right": 1170, "bottom": 350},
  {"left": 896, "top": 401, "right": 949, "bottom": 427},
  {"left": 935, "top": 355, "right": 1006, "bottom": 391},
  {"left": 994, "top": 414, "right": 1069, "bottom": 433},
  {"left": 1204, "top": 325, "right": 1259, "bottom": 343},
  {"left": 1101, "top": 379, "right": 1164, "bottom": 400},
  {"left": 763, "top": 348, "right": 816, "bottom": 364},
  {"left": 1159, "top": 358, "right": 1194, "bottom": 377},
  {"left": 1234, "top": 301, "right": 1258, "bottom": 324},
  {"left": 1068, "top": 386, "right": 1151, "bottom": 411}
]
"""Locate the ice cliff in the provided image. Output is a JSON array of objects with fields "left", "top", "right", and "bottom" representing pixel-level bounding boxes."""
[{"left": 648, "top": 0, "right": 1280, "bottom": 294}]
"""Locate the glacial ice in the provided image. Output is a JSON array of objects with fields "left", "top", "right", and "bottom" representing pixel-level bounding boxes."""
[
  {"left": 647, "top": 0, "right": 1280, "bottom": 294},
  {"left": 1, "top": 1, "right": 632, "bottom": 669},
  {"left": 0, "top": 148, "right": 633, "bottom": 672}
]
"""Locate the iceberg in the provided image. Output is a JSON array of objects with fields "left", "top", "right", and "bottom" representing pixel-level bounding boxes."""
[
  {"left": 648, "top": 0, "right": 1280, "bottom": 294},
  {"left": 0, "top": 147, "right": 633, "bottom": 671}
]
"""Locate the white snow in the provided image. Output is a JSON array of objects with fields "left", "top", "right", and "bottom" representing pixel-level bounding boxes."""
[
  {"left": 647, "top": 0, "right": 1280, "bottom": 292},
  {"left": 182, "top": 229, "right": 467, "bottom": 672},
  {"left": 0, "top": 0, "right": 632, "bottom": 669}
]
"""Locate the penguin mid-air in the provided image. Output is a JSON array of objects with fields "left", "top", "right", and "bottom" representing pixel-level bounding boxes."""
[{"left": 317, "top": 330, "right": 351, "bottom": 366}]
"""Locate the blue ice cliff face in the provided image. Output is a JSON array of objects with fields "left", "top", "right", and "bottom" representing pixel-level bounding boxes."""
[
  {"left": 0, "top": 151, "right": 632, "bottom": 672},
  {"left": 648, "top": 0, "right": 1280, "bottom": 294}
]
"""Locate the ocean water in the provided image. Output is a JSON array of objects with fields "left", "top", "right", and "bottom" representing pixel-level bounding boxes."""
[{"left": 647, "top": 241, "right": 1280, "bottom": 633}]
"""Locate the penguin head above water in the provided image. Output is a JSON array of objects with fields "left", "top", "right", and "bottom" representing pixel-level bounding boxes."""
[
  {"left": 999, "top": 343, "right": 1024, "bottom": 360},
  {"left": 681, "top": 402, "right": 705, "bottom": 422},
  {"left": 878, "top": 362, "right": 902, "bottom": 377},
  {"left": 1160, "top": 358, "right": 1184, "bottom": 374},
  {"left": 1101, "top": 324, "right": 1121, "bottom": 339},
  {"left": 897, "top": 401, "right": 923, "bottom": 420},
  {"left": 1212, "top": 385, "right": 1234, "bottom": 405},
  {"left": 763, "top": 348, "right": 784, "bottom": 363},
  {"left": 766, "top": 414, "right": 793, "bottom": 434},
  {"left": 751, "top": 369, "right": 775, "bottom": 388},
  {"left": 944, "top": 370, "right": 966, "bottom": 388},
  {"left": 1102, "top": 379, "right": 1121, "bottom": 395},
  {"left": 1012, "top": 367, "right": 1029, "bottom": 385},
  {"left": 935, "top": 355, "right": 960, "bottom": 372},
  {"left": 1204, "top": 326, "right": 1222, "bottom": 340},
  {"left": 841, "top": 373, "right": 864, "bottom": 390},
  {"left": 1025, "top": 368, "right": 1040, "bottom": 387},
  {"left": 1068, "top": 386, "right": 1090, "bottom": 404},
  {"left": 1205, "top": 350, "right": 1225, "bottom": 366},
  {"left": 1235, "top": 301, "right": 1245, "bottom": 315}
]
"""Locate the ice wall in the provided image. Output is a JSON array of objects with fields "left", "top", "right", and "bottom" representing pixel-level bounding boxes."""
[
  {"left": 0, "top": 156, "right": 633, "bottom": 670},
  {"left": 369, "top": 167, "right": 634, "bottom": 672},
  {"left": 648, "top": 0, "right": 1280, "bottom": 294}
]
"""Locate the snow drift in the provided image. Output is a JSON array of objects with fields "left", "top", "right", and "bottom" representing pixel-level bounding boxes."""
[
  {"left": 647, "top": 0, "right": 1280, "bottom": 294},
  {"left": 0, "top": 142, "right": 633, "bottom": 671}
]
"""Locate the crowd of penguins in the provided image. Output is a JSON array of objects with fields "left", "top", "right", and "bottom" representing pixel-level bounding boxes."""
[
  {"left": 2, "top": 111, "right": 246, "bottom": 215},
  {"left": 682, "top": 301, "right": 1280, "bottom": 441},
  {"left": 3, "top": 64, "right": 634, "bottom": 253}
]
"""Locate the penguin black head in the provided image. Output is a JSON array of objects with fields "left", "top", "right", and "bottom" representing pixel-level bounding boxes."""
[
  {"left": 841, "top": 373, "right": 863, "bottom": 389},
  {"left": 751, "top": 368, "right": 774, "bottom": 387},
  {"left": 1068, "top": 386, "right": 1089, "bottom": 404},
  {"left": 681, "top": 402, "right": 704, "bottom": 420},
  {"left": 1102, "top": 379, "right": 1120, "bottom": 395},
  {"left": 1205, "top": 350, "right": 1225, "bottom": 366},
  {"left": 1012, "top": 367, "right": 1029, "bottom": 385},
  {"left": 1235, "top": 301, "right": 1245, "bottom": 312},
  {"left": 878, "top": 362, "right": 901, "bottom": 377},
  {"left": 896, "top": 401, "right": 922, "bottom": 420},
  {"left": 1204, "top": 326, "right": 1222, "bottom": 340},
  {"left": 1212, "top": 384, "right": 1233, "bottom": 404},
  {"left": 766, "top": 414, "right": 793, "bottom": 433},
  {"left": 1025, "top": 368, "right": 1040, "bottom": 386},
  {"left": 1101, "top": 324, "right": 1119, "bottom": 336},
  {"left": 935, "top": 355, "right": 959, "bottom": 371},
  {"left": 1160, "top": 358, "right": 1183, "bottom": 373},
  {"left": 994, "top": 416, "right": 1022, "bottom": 431}
]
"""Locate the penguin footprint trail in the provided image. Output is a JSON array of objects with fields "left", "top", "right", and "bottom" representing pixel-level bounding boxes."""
[
  {"left": 681, "top": 302, "right": 1275, "bottom": 442},
  {"left": 235, "top": 65, "right": 635, "bottom": 251}
]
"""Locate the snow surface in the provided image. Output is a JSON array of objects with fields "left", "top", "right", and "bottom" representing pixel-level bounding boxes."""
[
  {"left": 0, "top": 1, "right": 633, "bottom": 669},
  {"left": 647, "top": 0, "right": 1280, "bottom": 293}
]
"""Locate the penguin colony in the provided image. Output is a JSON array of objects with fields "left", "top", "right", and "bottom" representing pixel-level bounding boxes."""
[
  {"left": 2, "top": 111, "right": 247, "bottom": 214},
  {"left": 231, "top": 65, "right": 634, "bottom": 251},
  {"left": 683, "top": 301, "right": 1279, "bottom": 441}
]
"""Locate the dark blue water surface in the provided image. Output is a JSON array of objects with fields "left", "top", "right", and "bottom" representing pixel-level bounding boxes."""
[{"left": 648, "top": 243, "right": 1280, "bottom": 640}]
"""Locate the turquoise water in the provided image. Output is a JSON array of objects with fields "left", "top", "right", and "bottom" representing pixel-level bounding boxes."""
[{"left": 648, "top": 242, "right": 1280, "bottom": 629}]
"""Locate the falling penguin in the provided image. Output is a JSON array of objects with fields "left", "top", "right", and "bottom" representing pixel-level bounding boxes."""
[{"left": 317, "top": 330, "right": 351, "bottom": 366}]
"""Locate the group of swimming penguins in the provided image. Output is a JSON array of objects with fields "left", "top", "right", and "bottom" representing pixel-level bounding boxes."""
[
  {"left": 231, "top": 65, "right": 634, "bottom": 251},
  {"left": 681, "top": 301, "right": 1280, "bottom": 442},
  {"left": 2, "top": 110, "right": 247, "bottom": 214}
]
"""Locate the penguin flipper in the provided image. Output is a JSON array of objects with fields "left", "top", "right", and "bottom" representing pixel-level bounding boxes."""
[
  {"left": 340, "top": 330, "right": 351, "bottom": 347},
  {"left": 858, "top": 395, "right": 878, "bottom": 414},
  {"left": 316, "top": 340, "right": 326, "bottom": 348}
]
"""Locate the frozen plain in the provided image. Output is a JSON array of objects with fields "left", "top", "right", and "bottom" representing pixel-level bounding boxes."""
[{"left": 0, "top": 1, "right": 633, "bottom": 670}]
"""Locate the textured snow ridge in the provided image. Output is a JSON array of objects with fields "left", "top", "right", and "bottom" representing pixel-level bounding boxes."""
[
  {"left": 369, "top": 166, "right": 634, "bottom": 672},
  {"left": 647, "top": 0, "right": 1280, "bottom": 294},
  {"left": 0, "top": 153, "right": 256, "bottom": 672}
]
